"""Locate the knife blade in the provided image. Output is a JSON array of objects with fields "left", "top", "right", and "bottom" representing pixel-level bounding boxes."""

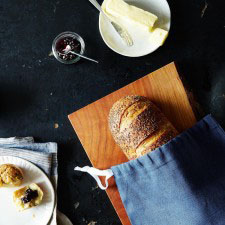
[
  {"left": 110, "top": 21, "right": 133, "bottom": 47},
  {"left": 88, "top": 0, "right": 133, "bottom": 47}
]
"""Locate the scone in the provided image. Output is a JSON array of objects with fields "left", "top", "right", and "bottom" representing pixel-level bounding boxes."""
[
  {"left": 0, "top": 164, "right": 23, "bottom": 187},
  {"left": 13, "top": 183, "right": 44, "bottom": 211}
]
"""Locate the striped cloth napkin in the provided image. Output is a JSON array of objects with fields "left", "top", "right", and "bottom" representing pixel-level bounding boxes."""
[{"left": 0, "top": 137, "right": 58, "bottom": 225}]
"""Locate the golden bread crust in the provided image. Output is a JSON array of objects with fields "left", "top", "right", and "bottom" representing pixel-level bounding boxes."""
[
  {"left": 108, "top": 95, "right": 178, "bottom": 159},
  {"left": 13, "top": 183, "right": 44, "bottom": 211},
  {"left": 0, "top": 164, "right": 23, "bottom": 187}
]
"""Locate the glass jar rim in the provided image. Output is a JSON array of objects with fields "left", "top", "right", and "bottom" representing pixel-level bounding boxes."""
[{"left": 52, "top": 31, "right": 85, "bottom": 64}]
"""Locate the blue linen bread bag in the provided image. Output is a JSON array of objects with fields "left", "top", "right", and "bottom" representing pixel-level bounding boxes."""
[{"left": 75, "top": 115, "right": 225, "bottom": 225}]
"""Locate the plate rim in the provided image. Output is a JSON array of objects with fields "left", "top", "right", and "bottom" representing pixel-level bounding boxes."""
[
  {"left": 57, "top": 210, "right": 73, "bottom": 225},
  {"left": 99, "top": 0, "right": 171, "bottom": 57},
  {"left": 0, "top": 155, "right": 55, "bottom": 225}
]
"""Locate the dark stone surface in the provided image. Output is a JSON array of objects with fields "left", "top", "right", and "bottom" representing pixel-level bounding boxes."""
[{"left": 0, "top": 0, "right": 225, "bottom": 224}]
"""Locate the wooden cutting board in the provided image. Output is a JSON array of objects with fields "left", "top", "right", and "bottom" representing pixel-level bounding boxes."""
[{"left": 68, "top": 62, "right": 197, "bottom": 225}]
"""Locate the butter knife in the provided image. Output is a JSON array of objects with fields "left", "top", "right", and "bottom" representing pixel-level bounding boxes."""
[{"left": 88, "top": 0, "right": 133, "bottom": 47}]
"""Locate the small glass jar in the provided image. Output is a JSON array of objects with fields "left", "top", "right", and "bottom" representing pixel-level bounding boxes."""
[{"left": 52, "top": 31, "right": 85, "bottom": 64}]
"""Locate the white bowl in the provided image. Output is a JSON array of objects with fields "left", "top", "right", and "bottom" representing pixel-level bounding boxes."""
[{"left": 99, "top": 0, "right": 171, "bottom": 57}]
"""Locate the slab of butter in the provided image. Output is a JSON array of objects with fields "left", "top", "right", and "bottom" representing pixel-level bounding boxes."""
[
  {"left": 103, "top": 0, "right": 158, "bottom": 29},
  {"left": 150, "top": 28, "right": 168, "bottom": 46}
]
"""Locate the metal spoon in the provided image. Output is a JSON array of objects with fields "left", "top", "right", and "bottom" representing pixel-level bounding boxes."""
[
  {"left": 63, "top": 45, "right": 99, "bottom": 64},
  {"left": 88, "top": 0, "right": 133, "bottom": 47}
]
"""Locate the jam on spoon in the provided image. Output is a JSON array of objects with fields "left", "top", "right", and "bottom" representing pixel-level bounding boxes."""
[{"left": 56, "top": 36, "right": 81, "bottom": 61}]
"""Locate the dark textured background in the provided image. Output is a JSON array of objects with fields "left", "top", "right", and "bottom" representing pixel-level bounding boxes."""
[{"left": 0, "top": 0, "right": 225, "bottom": 224}]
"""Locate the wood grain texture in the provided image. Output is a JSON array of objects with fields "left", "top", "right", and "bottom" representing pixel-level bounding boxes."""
[{"left": 68, "top": 62, "right": 197, "bottom": 225}]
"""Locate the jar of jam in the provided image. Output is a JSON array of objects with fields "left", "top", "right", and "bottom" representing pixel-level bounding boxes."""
[{"left": 52, "top": 31, "right": 85, "bottom": 64}]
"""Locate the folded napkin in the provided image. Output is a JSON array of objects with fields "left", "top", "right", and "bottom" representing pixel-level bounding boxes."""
[{"left": 0, "top": 137, "right": 57, "bottom": 225}]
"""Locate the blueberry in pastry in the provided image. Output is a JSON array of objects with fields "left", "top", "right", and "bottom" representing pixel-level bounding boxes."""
[{"left": 13, "top": 183, "right": 43, "bottom": 211}]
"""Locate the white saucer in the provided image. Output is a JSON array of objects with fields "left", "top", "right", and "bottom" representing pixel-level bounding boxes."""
[
  {"left": 99, "top": 0, "right": 171, "bottom": 57},
  {"left": 0, "top": 156, "right": 55, "bottom": 225},
  {"left": 57, "top": 210, "right": 73, "bottom": 225}
]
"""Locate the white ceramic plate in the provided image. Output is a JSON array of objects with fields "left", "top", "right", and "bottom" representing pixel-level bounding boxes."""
[
  {"left": 57, "top": 210, "right": 73, "bottom": 225},
  {"left": 99, "top": 0, "right": 171, "bottom": 57},
  {"left": 0, "top": 156, "right": 55, "bottom": 225}
]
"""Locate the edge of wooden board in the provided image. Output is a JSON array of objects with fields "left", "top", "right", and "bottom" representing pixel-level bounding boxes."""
[
  {"left": 69, "top": 62, "right": 176, "bottom": 118},
  {"left": 68, "top": 61, "right": 197, "bottom": 225}
]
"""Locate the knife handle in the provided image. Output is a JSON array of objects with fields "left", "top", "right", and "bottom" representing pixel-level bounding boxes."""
[
  {"left": 89, "top": 0, "right": 104, "bottom": 13},
  {"left": 88, "top": 0, "right": 133, "bottom": 47},
  {"left": 89, "top": 0, "right": 112, "bottom": 23}
]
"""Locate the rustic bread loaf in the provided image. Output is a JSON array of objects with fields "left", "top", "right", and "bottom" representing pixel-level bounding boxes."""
[{"left": 108, "top": 95, "right": 178, "bottom": 159}]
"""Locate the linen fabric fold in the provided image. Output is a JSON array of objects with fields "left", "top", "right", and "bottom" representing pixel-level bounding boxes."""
[{"left": 111, "top": 115, "right": 225, "bottom": 225}]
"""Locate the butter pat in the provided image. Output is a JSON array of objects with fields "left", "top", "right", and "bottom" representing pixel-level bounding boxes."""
[
  {"left": 150, "top": 28, "right": 168, "bottom": 46},
  {"left": 104, "top": 0, "right": 158, "bottom": 29}
]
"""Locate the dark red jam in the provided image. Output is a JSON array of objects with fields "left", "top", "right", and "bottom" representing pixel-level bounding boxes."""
[
  {"left": 21, "top": 188, "right": 38, "bottom": 204},
  {"left": 56, "top": 36, "right": 81, "bottom": 61}
]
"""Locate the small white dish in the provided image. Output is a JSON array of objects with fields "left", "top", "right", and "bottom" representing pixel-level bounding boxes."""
[
  {"left": 99, "top": 0, "right": 171, "bottom": 57},
  {"left": 57, "top": 210, "right": 73, "bottom": 225},
  {"left": 0, "top": 156, "right": 55, "bottom": 225}
]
